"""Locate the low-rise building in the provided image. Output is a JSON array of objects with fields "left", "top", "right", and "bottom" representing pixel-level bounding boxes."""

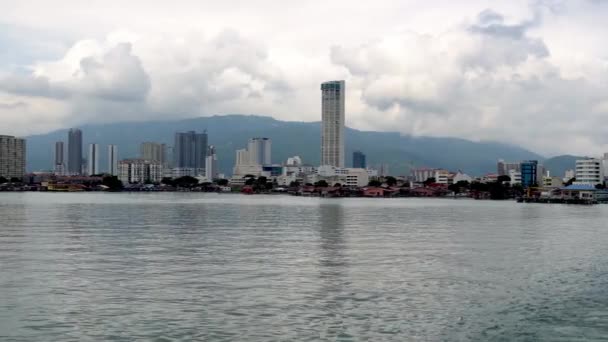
[
  {"left": 433, "top": 169, "right": 450, "bottom": 184},
  {"left": 119, "top": 159, "right": 162, "bottom": 184},
  {"left": 543, "top": 176, "right": 563, "bottom": 188},
  {"left": 509, "top": 170, "right": 522, "bottom": 185},
  {"left": 453, "top": 172, "right": 473, "bottom": 184}
]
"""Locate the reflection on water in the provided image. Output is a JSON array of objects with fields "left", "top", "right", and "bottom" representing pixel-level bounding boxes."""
[{"left": 2, "top": 193, "right": 608, "bottom": 341}]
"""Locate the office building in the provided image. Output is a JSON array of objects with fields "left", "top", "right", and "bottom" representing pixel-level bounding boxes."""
[
  {"left": 497, "top": 159, "right": 521, "bottom": 176},
  {"left": 205, "top": 145, "right": 219, "bottom": 180},
  {"left": 108, "top": 145, "right": 118, "bottom": 176},
  {"left": 67, "top": 128, "right": 83, "bottom": 175},
  {"left": 174, "top": 131, "right": 207, "bottom": 175},
  {"left": 520, "top": 160, "right": 538, "bottom": 188},
  {"left": 54, "top": 141, "right": 65, "bottom": 175},
  {"left": 0, "top": 135, "right": 26, "bottom": 179},
  {"left": 88, "top": 143, "right": 99, "bottom": 175},
  {"left": 314, "top": 165, "right": 369, "bottom": 187},
  {"left": 575, "top": 158, "right": 603, "bottom": 185},
  {"left": 353, "top": 151, "right": 366, "bottom": 169},
  {"left": 140, "top": 142, "right": 167, "bottom": 166},
  {"left": 321, "top": 80, "right": 345, "bottom": 167},
  {"left": 247, "top": 138, "right": 271, "bottom": 165},
  {"left": 119, "top": 159, "right": 162, "bottom": 184}
]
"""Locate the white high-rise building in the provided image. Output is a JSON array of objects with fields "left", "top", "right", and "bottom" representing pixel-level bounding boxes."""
[
  {"left": 88, "top": 143, "right": 99, "bottom": 175},
  {"left": 205, "top": 145, "right": 219, "bottom": 180},
  {"left": 247, "top": 138, "right": 271, "bottom": 166},
  {"left": 321, "top": 80, "right": 345, "bottom": 167},
  {"left": 108, "top": 145, "right": 118, "bottom": 176},
  {"left": 575, "top": 158, "right": 603, "bottom": 185},
  {"left": 236, "top": 149, "right": 249, "bottom": 166}
]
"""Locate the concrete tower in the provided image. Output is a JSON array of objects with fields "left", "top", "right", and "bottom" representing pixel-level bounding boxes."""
[{"left": 321, "top": 80, "right": 345, "bottom": 167}]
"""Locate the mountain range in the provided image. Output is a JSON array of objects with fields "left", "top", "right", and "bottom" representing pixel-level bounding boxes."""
[{"left": 24, "top": 114, "right": 577, "bottom": 177}]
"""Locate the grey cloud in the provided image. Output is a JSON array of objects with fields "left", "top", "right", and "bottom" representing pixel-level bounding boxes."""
[
  {"left": 0, "top": 43, "right": 150, "bottom": 103},
  {"left": 329, "top": 8, "right": 608, "bottom": 155},
  {"left": 0, "top": 74, "right": 69, "bottom": 99},
  {"left": 76, "top": 43, "right": 151, "bottom": 102},
  {"left": 0, "top": 101, "right": 27, "bottom": 109}
]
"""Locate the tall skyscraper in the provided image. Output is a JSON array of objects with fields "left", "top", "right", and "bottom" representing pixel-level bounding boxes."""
[
  {"left": 54, "top": 141, "right": 65, "bottom": 175},
  {"left": 321, "top": 80, "right": 345, "bottom": 167},
  {"left": 108, "top": 145, "right": 118, "bottom": 176},
  {"left": 0, "top": 135, "right": 26, "bottom": 180},
  {"left": 67, "top": 128, "right": 83, "bottom": 175},
  {"left": 247, "top": 137, "right": 271, "bottom": 165},
  {"left": 140, "top": 142, "right": 167, "bottom": 166},
  {"left": 205, "top": 145, "right": 219, "bottom": 180},
  {"left": 174, "top": 131, "right": 208, "bottom": 173},
  {"left": 88, "top": 143, "right": 99, "bottom": 175},
  {"left": 353, "top": 151, "right": 366, "bottom": 169}
]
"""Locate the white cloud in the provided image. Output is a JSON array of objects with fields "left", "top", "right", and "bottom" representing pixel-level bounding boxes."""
[{"left": 1, "top": 0, "right": 608, "bottom": 156}]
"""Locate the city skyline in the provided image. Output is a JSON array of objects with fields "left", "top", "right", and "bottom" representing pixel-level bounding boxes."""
[{"left": 2, "top": 1, "right": 608, "bottom": 157}]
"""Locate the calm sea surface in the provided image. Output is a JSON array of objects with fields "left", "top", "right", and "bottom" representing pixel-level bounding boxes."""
[{"left": 1, "top": 193, "right": 608, "bottom": 341}]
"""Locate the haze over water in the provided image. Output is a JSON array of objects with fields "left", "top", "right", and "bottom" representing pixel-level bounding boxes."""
[{"left": 2, "top": 193, "right": 608, "bottom": 341}]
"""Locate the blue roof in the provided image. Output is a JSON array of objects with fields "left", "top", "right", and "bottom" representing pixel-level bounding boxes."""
[{"left": 561, "top": 184, "right": 597, "bottom": 191}]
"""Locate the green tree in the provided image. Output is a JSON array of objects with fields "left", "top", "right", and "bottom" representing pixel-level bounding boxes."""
[
  {"left": 334, "top": 183, "right": 342, "bottom": 187},
  {"left": 448, "top": 183, "right": 460, "bottom": 194},
  {"left": 10, "top": 177, "right": 22, "bottom": 183},
  {"left": 245, "top": 178, "right": 255, "bottom": 186},
  {"left": 0, "top": 176, "right": 7, "bottom": 184},
  {"left": 385, "top": 176, "right": 397, "bottom": 186},
  {"left": 315, "top": 180, "right": 329, "bottom": 188},
  {"left": 423, "top": 177, "right": 436, "bottom": 187},
  {"left": 368, "top": 180, "right": 382, "bottom": 187},
  {"left": 102, "top": 176, "right": 123, "bottom": 191},
  {"left": 497, "top": 175, "right": 511, "bottom": 183},
  {"left": 565, "top": 177, "right": 576, "bottom": 186},
  {"left": 161, "top": 177, "right": 174, "bottom": 186},
  {"left": 216, "top": 179, "right": 229, "bottom": 186},
  {"left": 289, "top": 181, "right": 301, "bottom": 187},
  {"left": 174, "top": 176, "right": 199, "bottom": 188}
]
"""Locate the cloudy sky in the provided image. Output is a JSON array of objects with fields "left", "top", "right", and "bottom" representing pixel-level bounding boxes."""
[{"left": 1, "top": 0, "right": 608, "bottom": 156}]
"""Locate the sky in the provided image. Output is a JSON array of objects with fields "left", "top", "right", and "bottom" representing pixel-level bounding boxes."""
[{"left": 1, "top": 0, "right": 608, "bottom": 157}]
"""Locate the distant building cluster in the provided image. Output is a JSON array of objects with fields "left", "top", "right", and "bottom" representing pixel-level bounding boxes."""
[{"left": 5, "top": 79, "right": 608, "bottom": 198}]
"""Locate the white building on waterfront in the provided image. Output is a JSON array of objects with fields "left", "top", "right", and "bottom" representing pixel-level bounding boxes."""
[
  {"left": 119, "top": 159, "right": 163, "bottom": 184},
  {"left": 321, "top": 80, "right": 345, "bottom": 168},
  {"left": 312, "top": 165, "right": 369, "bottom": 187},
  {"left": 575, "top": 158, "right": 604, "bottom": 185},
  {"left": 508, "top": 170, "right": 522, "bottom": 185}
]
